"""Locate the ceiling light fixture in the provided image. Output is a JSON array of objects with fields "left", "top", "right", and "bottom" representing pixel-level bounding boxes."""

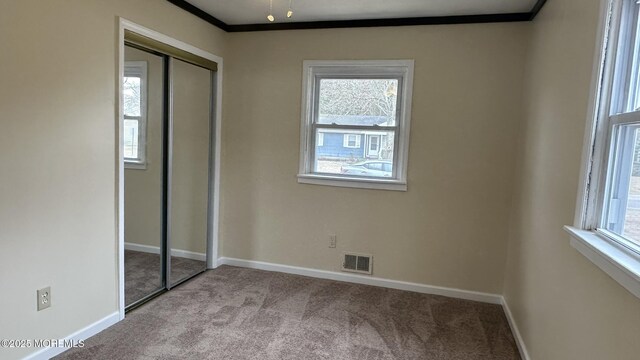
[
  {"left": 287, "top": 0, "right": 294, "bottom": 18},
  {"left": 267, "top": 0, "right": 275, "bottom": 22},
  {"left": 266, "top": 0, "right": 293, "bottom": 23}
]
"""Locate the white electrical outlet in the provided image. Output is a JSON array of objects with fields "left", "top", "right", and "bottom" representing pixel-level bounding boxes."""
[
  {"left": 37, "top": 287, "right": 51, "bottom": 311},
  {"left": 329, "top": 234, "right": 337, "bottom": 248}
]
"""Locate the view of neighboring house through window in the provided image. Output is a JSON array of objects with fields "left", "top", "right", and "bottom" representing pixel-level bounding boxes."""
[
  {"left": 315, "top": 78, "right": 396, "bottom": 176},
  {"left": 123, "top": 61, "right": 147, "bottom": 168},
  {"left": 298, "top": 60, "right": 413, "bottom": 190}
]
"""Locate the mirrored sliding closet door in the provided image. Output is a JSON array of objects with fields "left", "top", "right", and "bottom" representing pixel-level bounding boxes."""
[
  {"left": 122, "top": 31, "right": 216, "bottom": 310},
  {"left": 168, "top": 58, "right": 211, "bottom": 287},
  {"left": 123, "top": 44, "right": 165, "bottom": 307}
]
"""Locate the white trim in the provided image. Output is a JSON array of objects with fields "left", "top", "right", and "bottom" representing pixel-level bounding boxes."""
[
  {"left": 297, "top": 173, "right": 407, "bottom": 191},
  {"left": 124, "top": 162, "right": 146, "bottom": 170},
  {"left": 125, "top": 242, "right": 207, "bottom": 261},
  {"left": 501, "top": 297, "right": 531, "bottom": 360},
  {"left": 172, "top": 249, "right": 206, "bottom": 262},
  {"left": 118, "top": 18, "right": 223, "bottom": 319},
  {"left": 117, "top": 20, "right": 126, "bottom": 321},
  {"left": 217, "top": 257, "right": 501, "bottom": 304},
  {"left": 565, "top": 226, "right": 640, "bottom": 299},
  {"left": 574, "top": 0, "right": 615, "bottom": 228},
  {"left": 210, "top": 68, "right": 222, "bottom": 269},
  {"left": 23, "top": 311, "right": 119, "bottom": 360},
  {"left": 298, "top": 60, "right": 414, "bottom": 191}
]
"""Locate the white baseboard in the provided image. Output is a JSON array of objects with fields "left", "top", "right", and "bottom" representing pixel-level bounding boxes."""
[
  {"left": 125, "top": 242, "right": 206, "bottom": 262},
  {"left": 124, "top": 242, "right": 160, "bottom": 255},
  {"left": 23, "top": 311, "right": 120, "bottom": 360},
  {"left": 501, "top": 297, "right": 530, "bottom": 360},
  {"left": 217, "top": 257, "right": 502, "bottom": 304}
]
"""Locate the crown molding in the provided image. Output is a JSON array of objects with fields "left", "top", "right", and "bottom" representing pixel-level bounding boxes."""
[{"left": 168, "top": 0, "right": 548, "bottom": 32}]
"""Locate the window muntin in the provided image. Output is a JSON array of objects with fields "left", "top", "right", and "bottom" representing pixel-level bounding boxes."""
[
  {"left": 299, "top": 60, "right": 413, "bottom": 190},
  {"left": 123, "top": 61, "right": 147, "bottom": 167}
]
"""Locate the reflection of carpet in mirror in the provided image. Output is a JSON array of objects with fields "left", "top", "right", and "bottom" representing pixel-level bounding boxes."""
[
  {"left": 62, "top": 266, "right": 521, "bottom": 360},
  {"left": 124, "top": 250, "right": 205, "bottom": 305}
]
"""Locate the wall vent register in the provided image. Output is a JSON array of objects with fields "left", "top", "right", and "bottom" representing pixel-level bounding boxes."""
[{"left": 342, "top": 253, "right": 373, "bottom": 274}]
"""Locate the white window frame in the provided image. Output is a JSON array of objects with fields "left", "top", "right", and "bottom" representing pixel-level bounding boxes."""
[
  {"left": 343, "top": 134, "right": 361, "bottom": 148},
  {"left": 123, "top": 61, "right": 148, "bottom": 169},
  {"left": 317, "top": 132, "right": 324, "bottom": 147},
  {"left": 566, "top": 0, "right": 640, "bottom": 299},
  {"left": 297, "top": 60, "right": 414, "bottom": 191}
]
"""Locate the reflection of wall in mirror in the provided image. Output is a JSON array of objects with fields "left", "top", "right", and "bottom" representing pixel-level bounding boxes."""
[{"left": 170, "top": 59, "right": 211, "bottom": 256}]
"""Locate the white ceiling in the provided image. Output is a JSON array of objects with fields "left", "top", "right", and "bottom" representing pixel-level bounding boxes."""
[{"left": 186, "top": 0, "right": 539, "bottom": 25}]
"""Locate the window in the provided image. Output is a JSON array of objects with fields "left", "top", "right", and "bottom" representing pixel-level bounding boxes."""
[
  {"left": 343, "top": 134, "right": 361, "bottom": 148},
  {"left": 369, "top": 136, "right": 380, "bottom": 152},
  {"left": 567, "top": 0, "right": 640, "bottom": 299},
  {"left": 298, "top": 60, "right": 414, "bottom": 191},
  {"left": 123, "top": 61, "right": 147, "bottom": 169}
]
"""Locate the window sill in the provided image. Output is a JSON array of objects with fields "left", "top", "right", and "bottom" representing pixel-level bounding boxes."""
[
  {"left": 564, "top": 226, "right": 640, "bottom": 299},
  {"left": 297, "top": 174, "right": 407, "bottom": 191},
  {"left": 124, "top": 162, "right": 147, "bottom": 170}
]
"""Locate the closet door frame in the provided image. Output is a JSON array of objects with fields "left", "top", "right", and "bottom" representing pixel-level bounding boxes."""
[{"left": 117, "top": 18, "right": 223, "bottom": 320}]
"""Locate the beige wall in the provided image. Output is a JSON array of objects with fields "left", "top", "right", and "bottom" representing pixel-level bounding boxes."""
[
  {"left": 6, "top": 1, "right": 640, "bottom": 359},
  {"left": 503, "top": 0, "right": 640, "bottom": 359},
  {"left": 0, "top": 1, "right": 226, "bottom": 359},
  {"left": 221, "top": 24, "right": 528, "bottom": 293},
  {"left": 124, "top": 45, "right": 163, "bottom": 250}
]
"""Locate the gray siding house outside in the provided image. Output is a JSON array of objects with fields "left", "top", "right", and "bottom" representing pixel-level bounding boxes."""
[{"left": 316, "top": 115, "right": 391, "bottom": 160}]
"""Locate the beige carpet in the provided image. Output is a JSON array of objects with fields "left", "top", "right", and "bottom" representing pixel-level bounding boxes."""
[
  {"left": 57, "top": 266, "right": 521, "bottom": 359},
  {"left": 125, "top": 250, "right": 205, "bottom": 305}
]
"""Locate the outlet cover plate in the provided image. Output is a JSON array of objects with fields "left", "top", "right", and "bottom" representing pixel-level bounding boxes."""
[
  {"left": 329, "top": 234, "right": 337, "bottom": 248},
  {"left": 37, "top": 287, "right": 51, "bottom": 311}
]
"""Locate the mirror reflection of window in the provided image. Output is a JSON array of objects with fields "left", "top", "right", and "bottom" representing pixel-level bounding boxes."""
[{"left": 123, "top": 62, "right": 147, "bottom": 166}]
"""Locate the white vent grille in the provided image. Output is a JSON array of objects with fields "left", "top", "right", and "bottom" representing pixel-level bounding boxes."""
[{"left": 342, "top": 253, "right": 372, "bottom": 274}]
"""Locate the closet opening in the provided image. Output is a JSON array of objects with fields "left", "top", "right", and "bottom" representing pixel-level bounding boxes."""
[{"left": 117, "top": 20, "right": 222, "bottom": 315}]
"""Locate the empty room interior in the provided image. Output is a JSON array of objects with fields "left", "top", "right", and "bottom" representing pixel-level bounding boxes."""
[{"left": 3, "top": 0, "right": 640, "bottom": 359}]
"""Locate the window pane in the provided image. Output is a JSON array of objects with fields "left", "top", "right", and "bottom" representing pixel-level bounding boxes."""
[
  {"left": 124, "top": 119, "right": 139, "bottom": 159},
  {"left": 612, "top": 1, "right": 640, "bottom": 113},
  {"left": 621, "top": 127, "right": 640, "bottom": 245},
  {"left": 317, "top": 79, "right": 398, "bottom": 126},
  {"left": 314, "top": 130, "right": 395, "bottom": 177},
  {"left": 605, "top": 125, "right": 640, "bottom": 246},
  {"left": 123, "top": 76, "right": 141, "bottom": 116}
]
